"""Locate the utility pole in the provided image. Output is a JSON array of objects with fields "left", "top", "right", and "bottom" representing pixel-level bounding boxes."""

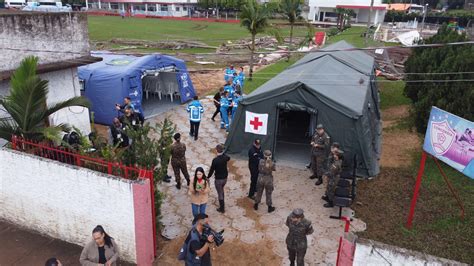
[
  {"left": 365, "top": 0, "right": 374, "bottom": 45},
  {"left": 420, "top": 3, "right": 428, "bottom": 34}
]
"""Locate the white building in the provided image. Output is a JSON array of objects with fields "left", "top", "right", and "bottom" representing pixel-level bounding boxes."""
[
  {"left": 0, "top": 12, "right": 99, "bottom": 138},
  {"left": 86, "top": 0, "right": 198, "bottom": 17},
  {"left": 307, "top": 0, "right": 387, "bottom": 25}
]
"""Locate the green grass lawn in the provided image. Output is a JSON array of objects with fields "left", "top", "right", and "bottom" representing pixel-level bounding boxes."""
[
  {"left": 326, "top": 26, "right": 397, "bottom": 48},
  {"left": 377, "top": 78, "right": 411, "bottom": 110},
  {"left": 243, "top": 56, "right": 300, "bottom": 94},
  {"left": 88, "top": 16, "right": 309, "bottom": 46}
]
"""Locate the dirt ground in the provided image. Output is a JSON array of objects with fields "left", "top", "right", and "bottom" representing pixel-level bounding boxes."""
[{"left": 380, "top": 105, "right": 420, "bottom": 168}]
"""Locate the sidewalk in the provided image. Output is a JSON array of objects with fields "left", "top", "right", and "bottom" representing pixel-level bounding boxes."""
[{"left": 0, "top": 219, "right": 135, "bottom": 266}]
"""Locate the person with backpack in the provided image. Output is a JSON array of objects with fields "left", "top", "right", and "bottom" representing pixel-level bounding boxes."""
[
  {"left": 187, "top": 96, "right": 204, "bottom": 141},
  {"left": 254, "top": 150, "right": 276, "bottom": 213},
  {"left": 178, "top": 214, "right": 214, "bottom": 266}
]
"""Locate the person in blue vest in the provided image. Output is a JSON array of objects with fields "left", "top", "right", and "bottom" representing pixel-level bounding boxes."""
[
  {"left": 231, "top": 91, "right": 242, "bottom": 121},
  {"left": 220, "top": 91, "right": 230, "bottom": 131},
  {"left": 232, "top": 72, "right": 241, "bottom": 89},
  {"left": 187, "top": 96, "right": 204, "bottom": 141},
  {"left": 224, "top": 65, "right": 236, "bottom": 82},
  {"left": 238, "top": 66, "right": 246, "bottom": 89}
]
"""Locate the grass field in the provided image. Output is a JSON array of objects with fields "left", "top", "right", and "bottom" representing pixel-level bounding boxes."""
[
  {"left": 326, "top": 26, "right": 398, "bottom": 48},
  {"left": 377, "top": 78, "right": 411, "bottom": 110},
  {"left": 88, "top": 16, "right": 310, "bottom": 47}
]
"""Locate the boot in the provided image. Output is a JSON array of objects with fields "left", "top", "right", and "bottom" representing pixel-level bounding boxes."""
[
  {"left": 323, "top": 201, "right": 334, "bottom": 208},
  {"left": 309, "top": 175, "right": 317, "bottom": 179},
  {"left": 176, "top": 182, "right": 181, "bottom": 190},
  {"left": 253, "top": 203, "right": 258, "bottom": 210},
  {"left": 315, "top": 177, "right": 323, "bottom": 186},
  {"left": 217, "top": 200, "right": 225, "bottom": 213},
  {"left": 321, "top": 195, "right": 329, "bottom": 202},
  {"left": 268, "top": 206, "right": 275, "bottom": 213}
]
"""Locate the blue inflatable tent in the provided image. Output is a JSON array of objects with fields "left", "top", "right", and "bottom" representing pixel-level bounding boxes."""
[{"left": 78, "top": 52, "right": 196, "bottom": 125}]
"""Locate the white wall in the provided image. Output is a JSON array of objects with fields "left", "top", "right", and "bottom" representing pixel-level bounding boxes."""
[
  {"left": 0, "top": 148, "right": 140, "bottom": 262},
  {"left": 0, "top": 68, "right": 91, "bottom": 136},
  {"left": 354, "top": 239, "right": 466, "bottom": 266},
  {"left": 307, "top": 0, "right": 386, "bottom": 23},
  {"left": 308, "top": 0, "right": 383, "bottom": 9}
]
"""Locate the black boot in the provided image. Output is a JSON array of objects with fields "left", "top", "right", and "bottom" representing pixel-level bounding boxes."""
[
  {"left": 309, "top": 175, "right": 317, "bottom": 179},
  {"left": 217, "top": 200, "right": 225, "bottom": 213},
  {"left": 321, "top": 195, "right": 329, "bottom": 202},
  {"left": 176, "top": 182, "right": 181, "bottom": 190},
  {"left": 315, "top": 177, "right": 323, "bottom": 186},
  {"left": 268, "top": 206, "right": 275, "bottom": 213},
  {"left": 253, "top": 203, "right": 258, "bottom": 210},
  {"left": 324, "top": 201, "right": 334, "bottom": 208}
]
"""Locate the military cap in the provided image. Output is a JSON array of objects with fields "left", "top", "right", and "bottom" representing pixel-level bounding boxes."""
[
  {"left": 264, "top": 150, "right": 272, "bottom": 157},
  {"left": 316, "top": 124, "right": 324, "bottom": 129},
  {"left": 292, "top": 208, "right": 304, "bottom": 217}
]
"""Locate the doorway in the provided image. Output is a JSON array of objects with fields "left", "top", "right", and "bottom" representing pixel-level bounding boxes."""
[
  {"left": 141, "top": 69, "right": 181, "bottom": 119},
  {"left": 275, "top": 108, "right": 315, "bottom": 165},
  {"left": 319, "top": 11, "right": 324, "bottom": 21}
]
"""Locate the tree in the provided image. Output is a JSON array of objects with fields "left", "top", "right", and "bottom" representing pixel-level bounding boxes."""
[
  {"left": 404, "top": 24, "right": 474, "bottom": 133},
  {"left": 240, "top": 0, "right": 271, "bottom": 80},
  {"left": 0, "top": 56, "right": 90, "bottom": 142},
  {"left": 280, "top": 0, "right": 302, "bottom": 50}
]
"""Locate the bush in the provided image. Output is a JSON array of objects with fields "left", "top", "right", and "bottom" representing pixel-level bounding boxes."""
[
  {"left": 404, "top": 24, "right": 474, "bottom": 133},
  {"left": 327, "top": 27, "right": 340, "bottom": 37}
]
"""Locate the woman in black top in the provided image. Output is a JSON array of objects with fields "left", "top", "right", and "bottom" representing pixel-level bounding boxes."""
[
  {"left": 208, "top": 144, "right": 230, "bottom": 213},
  {"left": 80, "top": 225, "right": 119, "bottom": 266},
  {"left": 211, "top": 88, "right": 224, "bottom": 121}
]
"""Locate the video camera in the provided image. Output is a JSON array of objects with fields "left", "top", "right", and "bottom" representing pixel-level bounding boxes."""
[{"left": 201, "top": 224, "right": 224, "bottom": 247}]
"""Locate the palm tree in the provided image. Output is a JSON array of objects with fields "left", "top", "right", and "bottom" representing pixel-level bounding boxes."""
[
  {"left": 280, "top": 0, "right": 302, "bottom": 49},
  {"left": 240, "top": 0, "right": 271, "bottom": 80},
  {"left": 0, "top": 56, "right": 90, "bottom": 142}
]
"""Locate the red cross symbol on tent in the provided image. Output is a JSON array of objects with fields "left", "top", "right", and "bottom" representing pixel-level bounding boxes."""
[{"left": 250, "top": 117, "right": 263, "bottom": 130}]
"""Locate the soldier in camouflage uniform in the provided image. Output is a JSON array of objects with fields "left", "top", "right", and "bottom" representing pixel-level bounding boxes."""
[
  {"left": 171, "top": 133, "right": 190, "bottom": 190},
  {"left": 322, "top": 148, "right": 344, "bottom": 208},
  {"left": 253, "top": 150, "right": 276, "bottom": 213},
  {"left": 285, "top": 208, "right": 314, "bottom": 266},
  {"left": 310, "top": 124, "right": 330, "bottom": 186}
]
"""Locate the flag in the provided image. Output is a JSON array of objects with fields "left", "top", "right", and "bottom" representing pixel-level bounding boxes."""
[{"left": 245, "top": 111, "right": 268, "bottom": 135}]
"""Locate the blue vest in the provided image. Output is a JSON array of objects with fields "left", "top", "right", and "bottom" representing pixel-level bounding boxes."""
[
  {"left": 187, "top": 100, "right": 204, "bottom": 122},
  {"left": 233, "top": 96, "right": 241, "bottom": 109},
  {"left": 220, "top": 97, "right": 230, "bottom": 109}
]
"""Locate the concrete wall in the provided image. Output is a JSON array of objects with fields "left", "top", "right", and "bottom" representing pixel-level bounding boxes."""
[
  {"left": 0, "top": 12, "right": 90, "bottom": 71},
  {"left": 0, "top": 68, "right": 91, "bottom": 135},
  {"left": 0, "top": 148, "right": 154, "bottom": 264},
  {"left": 354, "top": 239, "right": 466, "bottom": 266},
  {"left": 307, "top": 0, "right": 386, "bottom": 22}
]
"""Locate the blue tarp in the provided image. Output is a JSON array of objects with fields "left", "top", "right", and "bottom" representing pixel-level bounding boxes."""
[{"left": 78, "top": 52, "right": 196, "bottom": 125}]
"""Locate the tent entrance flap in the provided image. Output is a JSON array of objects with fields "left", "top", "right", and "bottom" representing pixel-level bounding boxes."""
[
  {"left": 141, "top": 71, "right": 181, "bottom": 118},
  {"left": 274, "top": 106, "right": 315, "bottom": 164}
]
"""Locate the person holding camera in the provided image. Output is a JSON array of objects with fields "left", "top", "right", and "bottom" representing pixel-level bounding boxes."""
[
  {"left": 286, "top": 208, "right": 314, "bottom": 266},
  {"left": 185, "top": 214, "right": 214, "bottom": 266},
  {"left": 253, "top": 150, "right": 276, "bottom": 213},
  {"left": 188, "top": 167, "right": 211, "bottom": 218}
]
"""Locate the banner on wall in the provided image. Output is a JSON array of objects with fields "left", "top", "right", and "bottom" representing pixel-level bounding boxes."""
[{"left": 423, "top": 106, "right": 474, "bottom": 179}]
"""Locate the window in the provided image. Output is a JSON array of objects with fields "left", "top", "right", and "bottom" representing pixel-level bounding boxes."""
[
  {"left": 175, "top": 6, "right": 180, "bottom": 11},
  {"left": 325, "top": 12, "right": 338, "bottom": 18},
  {"left": 147, "top": 5, "right": 155, "bottom": 11},
  {"left": 79, "top": 80, "right": 85, "bottom": 92},
  {"left": 110, "top": 3, "right": 119, "bottom": 9},
  {"left": 134, "top": 4, "right": 145, "bottom": 11},
  {"left": 183, "top": 6, "right": 187, "bottom": 11},
  {"left": 160, "top": 4, "right": 168, "bottom": 11}
]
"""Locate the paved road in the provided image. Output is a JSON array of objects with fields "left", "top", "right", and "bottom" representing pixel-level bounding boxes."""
[{"left": 0, "top": 219, "right": 135, "bottom": 266}]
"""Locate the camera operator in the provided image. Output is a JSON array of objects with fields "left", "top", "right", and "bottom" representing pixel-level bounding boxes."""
[{"left": 186, "top": 213, "right": 214, "bottom": 266}]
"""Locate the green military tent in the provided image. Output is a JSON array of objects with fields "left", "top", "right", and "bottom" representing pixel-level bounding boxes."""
[{"left": 225, "top": 41, "right": 382, "bottom": 177}]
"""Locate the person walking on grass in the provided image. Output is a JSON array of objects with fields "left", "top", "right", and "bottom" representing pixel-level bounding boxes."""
[
  {"left": 187, "top": 96, "right": 204, "bottom": 141},
  {"left": 189, "top": 167, "right": 211, "bottom": 218},
  {"left": 171, "top": 133, "right": 190, "bottom": 189},
  {"left": 208, "top": 144, "right": 230, "bottom": 213},
  {"left": 254, "top": 150, "right": 276, "bottom": 213}
]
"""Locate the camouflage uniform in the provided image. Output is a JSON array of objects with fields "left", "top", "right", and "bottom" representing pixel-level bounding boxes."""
[
  {"left": 325, "top": 157, "right": 342, "bottom": 202},
  {"left": 285, "top": 210, "right": 314, "bottom": 266},
  {"left": 311, "top": 132, "right": 330, "bottom": 178},
  {"left": 254, "top": 159, "right": 275, "bottom": 207},
  {"left": 170, "top": 141, "right": 190, "bottom": 186}
]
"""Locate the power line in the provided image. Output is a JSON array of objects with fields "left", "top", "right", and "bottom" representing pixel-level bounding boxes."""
[{"left": 2, "top": 40, "right": 473, "bottom": 56}]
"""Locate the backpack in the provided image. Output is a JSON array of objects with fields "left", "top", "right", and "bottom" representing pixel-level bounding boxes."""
[{"left": 177, "top": 228, "right": 202, "bottom": 265}]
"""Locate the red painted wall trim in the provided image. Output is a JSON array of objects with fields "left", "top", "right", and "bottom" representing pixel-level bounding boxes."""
[
  {"left": 87, "top": 11, "right": 240, "bottom": 23},
  {"left": 133, "top": 179, "right": 155, "bottom": 265}
]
